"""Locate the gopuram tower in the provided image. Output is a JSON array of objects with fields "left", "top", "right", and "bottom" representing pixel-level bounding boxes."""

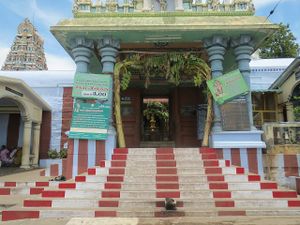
[{"left": 1, "top": 18, "right": 48, "bottom": 71}]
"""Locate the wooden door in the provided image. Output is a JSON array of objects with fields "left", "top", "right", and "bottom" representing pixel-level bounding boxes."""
[
  {"left": 173, "top": 87, "right": 204, "bottom": 147},
  {"left": 121, "top": 88, "right": 141, "bottom": 147}
]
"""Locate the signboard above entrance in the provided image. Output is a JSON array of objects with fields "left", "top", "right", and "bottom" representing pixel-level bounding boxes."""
[
  {"left": 207, "top": 70, "right": 249, "bottom": 105},
  {"left": 72, "top": 73, "right": 111, "bottom": 101}
]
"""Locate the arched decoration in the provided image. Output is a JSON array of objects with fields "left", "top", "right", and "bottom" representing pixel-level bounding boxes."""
[
  {"left": 0, "top": 94, "right": 31, "bottom": 122},
  {"left": 290, "top": 81, "right": 300, "bottom": 104}
]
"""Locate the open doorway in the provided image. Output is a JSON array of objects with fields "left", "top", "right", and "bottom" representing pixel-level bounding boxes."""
[{"left": 141, "top": 97, "right": 170, "bottom": 143}]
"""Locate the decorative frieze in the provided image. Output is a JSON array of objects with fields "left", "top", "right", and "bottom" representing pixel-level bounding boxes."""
[{"left": 72, "top": 0, "right": 255, "bottom": 15}]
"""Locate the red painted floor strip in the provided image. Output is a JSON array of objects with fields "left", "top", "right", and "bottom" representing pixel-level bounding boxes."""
[
  {"left": 2, "top": 211, "right": 40, "bottom": 221},
  {"left": 59, "top": 183, "right": 76, "bottom": 189},
  {"left": 215, "top": 201, "right": 235, "bottom": 207},
  {"left": 209, "top": 183, "right": 228, "bottom": 190},
  {"left": 248, "top": 175, "right": 260, "bottom": 181},
  {"left": 156, "top": 191, "right": 180, "bottom": 198},
  {"left": 75, "top": 176, "right": 86, "bottom": 182},
  {"left": 156, "top": 161, "right": 176, "bottom": 167},
  {"left": 207, "top": 176, "right": 225, "bottom": 182},
  {"left": 107, "top": 176, "right": 124, "bottom": 182},
  {"left": 4, "top": 182, "right": 16, "bottom": 187},
  {"left": 105, "top": 183, "right": 122, "bottom": 189},
  {"left": 236, "top": 167, "right": 245, "bottom": 174},
  {"left": 157, "top": 148, "right": 174, "bottom": 154},
  {"left": 88, "top": 168, "right": 96, "bottom": 175},
  {"left": 0, "top": 188, "right": 10, "bottom": 195},
  {"left": 155, "top": 211, "right": 185, "bottom": 217},
  {"left": 112, "top": 155, "right": 127, "bottom": 160},
  {"left": 24, "top": 200, "right": 52, "bottom": 207},
  {"left": 203, "top": 160, "right": 219, "bottom": 167},
  {"left": 30, "top": 188, "right": 44, "bottom": 195},
  {"left": 114, "top": 148, "right": 128, "bottom": 154},
  {"left": 156, "top": 183, "right": 179, "bottom": 189},
  {"left": 218, "top": 211, "right": 246, "bottom": 216},
  {"left": 156, "top": 154, "right": 174, "bottom": 160},
  {"left": 260, "top": 182, "right": 277, "bottom": 189},
  {"left": 202, "top": 154, "right": 218, "bottom": 160},
  {"left": 157, "top": 168, "right": 177, "bottom": 175},
  {"left": 205, "top": 168, "right": 222, "bottom": 174},
  {"left": 35, "top": 182, "right": 49, "bottom": 187},
  {"left": 42, "top": 190, "right": 65, "bottom": 198},
  {"left": 102, "top": 191, "right": 120, "bottom": 198},
  {"left": 288, "top": 200, "right": 300, "bottom": 207},
  {"left": 95, "top": 211, "right": 117, "bottom": 217},
  {"left": 213, "top": 191, "right": 231, "bottom": 198},
  {"left": 200, "top": 148, "right": 216, "bottom": 154},
  {"left": 111, "top": 161, "right": 126, "bottom": 167},
  {"left": 109, "top": 168, "right": 125, "bottom": 175},
  {"left": 156, "top": 176, "right": 179, "bottom": 182},
  {"left": 99, "top": 200, "right": 119, "bottom": 207},
  {"left": 273, "top": 191, "right": 298, "bottom": 198}
]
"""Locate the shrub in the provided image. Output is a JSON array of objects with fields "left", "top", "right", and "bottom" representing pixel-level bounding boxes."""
[
  {"left": 48, "top": 149, "right": 59, "bottom": 159},
  {"left": 59, "top": 148, "right": 68, "bottom": 158}
]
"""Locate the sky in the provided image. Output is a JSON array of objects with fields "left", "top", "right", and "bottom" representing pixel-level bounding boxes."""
[{"left": 0, "top": 0, "right": 299, "bottom": 70}]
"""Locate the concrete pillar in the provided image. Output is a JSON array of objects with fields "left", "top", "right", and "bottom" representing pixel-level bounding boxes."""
[
  {"left": 32, "top": 123, "right": 41, "bottom": 167},
  {"left": 70, "top": 37, "right": 94, "bottom": 73},
  {"left": 232, "top": 35, "right": 255, "bottom": 130},
  {"left": 143, "top": 0, "right": 151, "bottom": 11},
  {"left": 286, "top": 102, "right": 295, "bottom": 122},
  {"left": 97, "top": 36, "right": 120, "bottom": 155},
  {"left": 20, "top": 120, "right": 32, "bottom": 169},
  {"left": 204, "top": 36, "right": 228, "bottom": 132},
  {"left": 175, "top": 0, "right": 184, "bottom": 11}
]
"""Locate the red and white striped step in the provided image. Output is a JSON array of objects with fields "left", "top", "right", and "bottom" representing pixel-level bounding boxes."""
[{"left": 2, "top": 147, "right": 300, "bottom": 221}]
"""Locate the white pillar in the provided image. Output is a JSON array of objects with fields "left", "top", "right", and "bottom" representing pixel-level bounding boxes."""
[
  {"left": 143, "top": 0, "right": 151, "bottom": 11},
  {"left": 32, "top": 123, "right": 41, "bottom": 167},
  {"left": 20, "top": 120, "right": 32, "bottom": 169},
  {"left": 286, "top": 102, "right": 295, "bottom": 122},
  {"left": 175, "top": 0, "right": 184, "bottom": 11}
]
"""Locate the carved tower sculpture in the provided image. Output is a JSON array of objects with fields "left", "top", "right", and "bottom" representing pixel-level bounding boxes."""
[{"left": 1, "top": 18, "right": 47, "bottom": 71}]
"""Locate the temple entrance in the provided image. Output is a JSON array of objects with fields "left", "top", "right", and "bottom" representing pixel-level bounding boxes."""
[
  {"left": 141, "top": 97, "right": 171, "bottom": 144},
  {"left": 121, "top": 86, "right": 205, "bottom": 148}
]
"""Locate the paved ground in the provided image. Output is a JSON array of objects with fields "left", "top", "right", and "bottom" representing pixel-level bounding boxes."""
[
  {"left": 0, "top": 168, "right": 43, "bottom": 179},
  {"left": 1, "top": 217, "right": 300, "bottom": 225}
]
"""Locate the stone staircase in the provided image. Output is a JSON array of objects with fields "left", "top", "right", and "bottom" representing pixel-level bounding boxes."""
[{"left": 1, "top": 147, "right": 300, "bottom": 221}]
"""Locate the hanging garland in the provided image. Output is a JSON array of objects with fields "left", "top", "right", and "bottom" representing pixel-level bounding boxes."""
[{"left": 114, "top": 52, "right": 212, "bottom": 147}]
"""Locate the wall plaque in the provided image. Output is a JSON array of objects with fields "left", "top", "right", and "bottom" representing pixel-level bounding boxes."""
[{"left": 220, "top": 98, "right": 250, "bottom": 131}]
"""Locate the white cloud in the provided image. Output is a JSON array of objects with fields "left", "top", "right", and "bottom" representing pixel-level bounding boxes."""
[
  {"left": 45, "top": 53, "right": 76, "bottom": 70},
  {"left": 1, "top": 0, "right": 66, "bottom": 28}
]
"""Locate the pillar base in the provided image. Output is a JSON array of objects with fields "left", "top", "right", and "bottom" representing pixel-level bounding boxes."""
[
  {"left": 209, "top": 130, "right": 266, "bottom": 149},
  {"left": 20, "top": 165, "right": 31, "bottom": 169}
]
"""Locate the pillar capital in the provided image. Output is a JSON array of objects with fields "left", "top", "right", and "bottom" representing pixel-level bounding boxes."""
[
  {"left": 96, "top": 36, "right": 120, "bottom": 74},
  {"left": 97, "top": 36, "right": 120, "bottom": 50},
  {"left": 70, "top": 37, "right": 94, "bottom": 73},
  {"left": 70, "top": 37, "right": 94, "bottom": 50},
  {"left": 204, "top": 36, "right": 228, "bottom": 49},
  {"left": 231, "top": 35, "right": 254, "bottom": 49}
]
